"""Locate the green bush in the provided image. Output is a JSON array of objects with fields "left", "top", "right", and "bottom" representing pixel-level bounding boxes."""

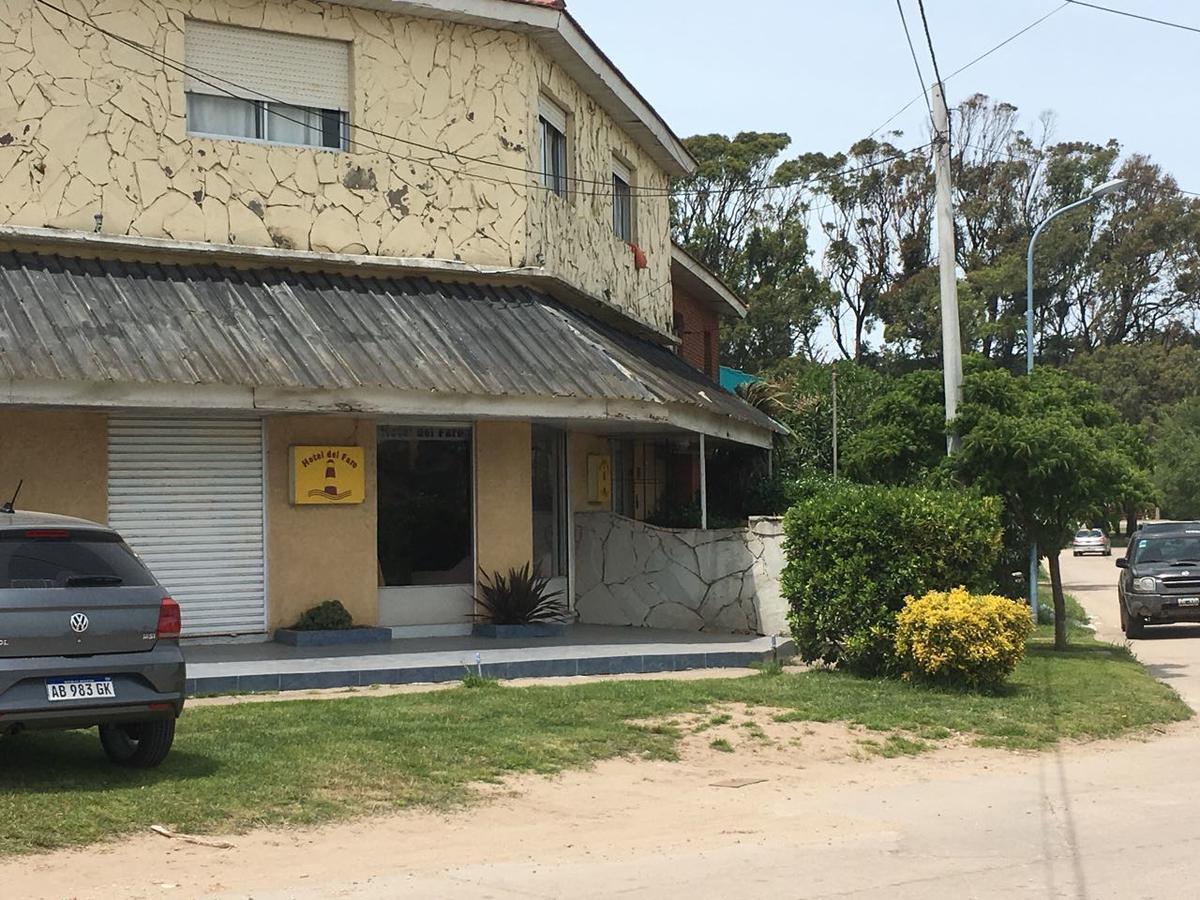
[
  {"left": 894, "top": 587, "right": 1034, "bottom": 690},
  {"left": 291, "top": 600, "right": 354, "bottom": 632},
  {"left": 781, "top": 481, "right": 1002, "bottom": 675}
]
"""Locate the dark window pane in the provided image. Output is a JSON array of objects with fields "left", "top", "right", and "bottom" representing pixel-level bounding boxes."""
[
  {"left": 613, "top": 173, "right": 632, "bottom": 241},
  {"left": 541, "top": 118, "right": 568, "bottom": 198},
  {"left": 321, "top": 109, "right": 346, "bottom": 149},
  {"left": 0, "top": 531, "right": 155, "bottom": 589},
  {"left": 377, "top": 429, "right": 473, "bottom": 587},
  {"left": 532, "top": 427, "right": 566, "bottom": 577}
]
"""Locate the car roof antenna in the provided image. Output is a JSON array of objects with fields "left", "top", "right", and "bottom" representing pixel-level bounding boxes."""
[{"left": 1, "top": 479, "right": 23, "bottom": 514}]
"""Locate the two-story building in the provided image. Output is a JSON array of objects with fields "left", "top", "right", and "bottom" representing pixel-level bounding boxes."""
[{"left": 0, "top": 0, "right": 776, "bottom": 638}]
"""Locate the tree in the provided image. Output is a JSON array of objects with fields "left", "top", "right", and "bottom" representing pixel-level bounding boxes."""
[
  {"left": 671, "top": 132, "right": 828, "bottom": 372},
  {"left": 1069, "top": 342, "right": 1200, "bottom": 531},
  {"left": 955, "top": 368, "right": 1150, "bottom": 649},
  {"left": 1069, "top": 343, "right": 1200, "bottom": 431},
  {"left": 796, "top": 139, "right": 932, "bottom": 361},
  {"left": 842, "top": 368, "right": 945, "bottom": 485},
  {"left": 842, "top": 363, "right": 1151, "bottom": 644},
  {"left": 745, "top": 359, "right": 889, "bottom": 481},
  {"left": 1153, "top": 398, "right": 1200, "bottom": 519}
]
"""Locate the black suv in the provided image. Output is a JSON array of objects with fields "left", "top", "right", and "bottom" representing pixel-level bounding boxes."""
[{"left": 1117, "top": 523, "right": 1200, "bottom": 638}]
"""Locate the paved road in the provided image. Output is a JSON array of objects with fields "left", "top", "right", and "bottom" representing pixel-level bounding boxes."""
[
  {"left": 1062, "top": 550, "right": 1200, "bottom": 707},
  {"left": 13, "top": 553, "right": 1200, "bottom": 900}
]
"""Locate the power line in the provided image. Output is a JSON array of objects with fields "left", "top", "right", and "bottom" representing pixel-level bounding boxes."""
[
  {"left": 944, "top": 3, "right": 1069, "bottom": 81},
  {"left": 32, "top": 0, "right": 639, "bottom": 200},
  {"left": 869, "top": 3, "right": 1068, "bottom": 138},
  {"left": 916, "top": 0, "right": 950, "bottom": 148},
  {"left": 32, "top": 0, "right": 933, "bottom": 205},
  {"left": 1064, "top": 0, "right": 1200, "bottom": 35},
  {"left": 895, "top": 0, "right": 934, "bottom": 120}
]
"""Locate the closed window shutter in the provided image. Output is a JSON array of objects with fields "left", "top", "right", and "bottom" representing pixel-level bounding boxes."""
[
  {"left": 538, "top": 95, "right": 568, "bottom": 134},
  {"left": 185, "top": 20, "right": 350, "bottom": 112}
]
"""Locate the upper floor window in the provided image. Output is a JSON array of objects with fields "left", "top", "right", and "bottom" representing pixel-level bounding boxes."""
[
  {"left": 612, "top": 157, "right": 634, "bottom": 242},
  {"left": 184, "top": 21, "right": 350, "bottom": 151},
  {"left": 539, "top": 96, "right": 569, "bottom": 198}
]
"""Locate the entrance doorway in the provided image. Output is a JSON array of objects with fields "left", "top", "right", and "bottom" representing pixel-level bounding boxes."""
[{"left": 376, "top": 424, "right": 474, "bottom": 633}]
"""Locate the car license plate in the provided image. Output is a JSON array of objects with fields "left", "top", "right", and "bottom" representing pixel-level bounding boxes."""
[
  {"left": 45, "top": 678, "right": 116, "bottom": 702},
  {"left": 1179, "top": 598, "right": 1200, "bottom": 608}
]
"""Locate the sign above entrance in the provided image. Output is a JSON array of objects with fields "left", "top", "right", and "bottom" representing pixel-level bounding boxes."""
[{"left": 291, "top": 446, "right": 366, "bottom": 506}]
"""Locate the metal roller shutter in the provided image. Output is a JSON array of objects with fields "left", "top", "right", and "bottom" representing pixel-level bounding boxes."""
[
  {"left": 184, "top": 20, "right": 351, "bottom": 111},
  {"left": 108, "top": 418, "right": 267, "bottom": 637}
]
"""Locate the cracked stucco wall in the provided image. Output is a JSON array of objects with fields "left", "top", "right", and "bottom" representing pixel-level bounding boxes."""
[
  {"left": 0, "top": 0, "right": 673, "bottom": 334},
  {"left": 574, "top": 512, "right": 790, "bottom": 637},
  {"left": 523, "top": 43, "right": 673, "bottom": 334}
]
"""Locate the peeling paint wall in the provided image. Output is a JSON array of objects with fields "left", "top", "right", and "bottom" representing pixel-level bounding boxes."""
[
  {"left": 574, "top": 512, "right": 790, "bottom": 636},
  {"left": 0, "top": 0, "right": 672, "bottom": 334},
  {"left": 523, "top": 44, "right": 673, "bottom": 334}
]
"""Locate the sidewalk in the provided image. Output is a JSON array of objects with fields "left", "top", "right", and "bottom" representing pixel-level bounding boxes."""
[{"left": 183, "top": 626, "right": 791, "bottom": 695}]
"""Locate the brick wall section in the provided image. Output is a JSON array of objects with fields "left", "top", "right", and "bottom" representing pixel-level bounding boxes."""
[{"left": 672, "top": 286, "right": 720, "bottom": 379}]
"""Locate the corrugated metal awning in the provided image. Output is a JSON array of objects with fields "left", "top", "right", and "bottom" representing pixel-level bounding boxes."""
[{"left": 0, "top": 252, "right": 779, "bottom": 440}]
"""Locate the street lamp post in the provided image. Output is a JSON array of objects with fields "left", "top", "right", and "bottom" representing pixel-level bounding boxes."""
[{"left": 1024, "top": 177, "right": 1127, "bottom": 620}]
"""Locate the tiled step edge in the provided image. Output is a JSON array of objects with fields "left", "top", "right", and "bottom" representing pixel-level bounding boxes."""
[{"left": 186, "top": 647, "right": 795, "bottom": 697}]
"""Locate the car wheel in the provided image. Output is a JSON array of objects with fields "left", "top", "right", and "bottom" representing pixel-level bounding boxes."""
[
  {"left": 1121, "top": 603, "right": 1145, "bottom": 639},
  {"left": 99, "top": 717, "right": 176, "bottom": 768}
]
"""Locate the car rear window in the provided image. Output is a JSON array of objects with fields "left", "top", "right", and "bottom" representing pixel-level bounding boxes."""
[
  {"left": 1089, "top": 529, "right": 1104, "bottom": 537},
  {"left": 0, "top": 529, "right": 156, "bottom": 589},
  {"left": 1075, "top": 530, "right": 1091, "bottom": 538}
]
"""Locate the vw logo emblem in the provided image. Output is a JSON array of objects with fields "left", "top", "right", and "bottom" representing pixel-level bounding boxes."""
[{"left": 70, "top": 613, "right": 89, "bottom": 634}]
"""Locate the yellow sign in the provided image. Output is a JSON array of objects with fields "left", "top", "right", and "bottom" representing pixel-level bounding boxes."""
[
  {"left": 291, "top": 446, "right": 366, "bottom": 505},
  {"left": 587, "top": 454, "right": 612, "bottom": 505}
]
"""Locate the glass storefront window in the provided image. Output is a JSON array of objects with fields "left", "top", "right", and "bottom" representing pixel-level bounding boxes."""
[
  {"left": 377, "top": 425, "right": 473, "bottom": 587},
  {"left": 532, "top": 427, "right": 567, "bottom": 578}
]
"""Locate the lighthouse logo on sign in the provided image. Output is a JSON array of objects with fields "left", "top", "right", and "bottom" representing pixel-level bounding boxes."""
[{"left": 291, "top": 446, "right": 366, "bottom": 505}]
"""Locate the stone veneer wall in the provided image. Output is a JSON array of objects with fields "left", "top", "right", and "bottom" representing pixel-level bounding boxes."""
[
  {"left": 574, "top": 512, "right": 789, "bottom": 636},
  {"left": 0, "top": 0, "right": 672, "bottom": 334}
]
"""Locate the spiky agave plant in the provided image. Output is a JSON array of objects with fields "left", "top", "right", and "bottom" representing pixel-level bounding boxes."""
[{"left": 474, "top": 563, "right": 566, "bottom": 625}]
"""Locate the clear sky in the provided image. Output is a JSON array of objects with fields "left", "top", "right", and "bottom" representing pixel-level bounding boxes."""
[{"left": 568, "top": 0, "right": 1200, "bottom": 191}]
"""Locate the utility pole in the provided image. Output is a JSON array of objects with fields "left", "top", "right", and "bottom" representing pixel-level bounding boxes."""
[
  {"left": 931, "top": 81, "right": 963, "bottom": 455},
  {"left": 831, "top": 369, "right": 839, "bottom": 480}
]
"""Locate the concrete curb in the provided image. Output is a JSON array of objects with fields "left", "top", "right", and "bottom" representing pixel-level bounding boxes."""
[{"left": 186, "top": 645, "right": 795, "bottom": 696}]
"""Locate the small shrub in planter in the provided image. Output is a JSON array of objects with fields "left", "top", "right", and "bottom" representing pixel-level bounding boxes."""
[
  {"left": 894, "top": 587, "right": 1034, "bottom": 691},
  {"left": 292, "top": 600, "right": 354, "bottom": 631},
  {"left": 782, "top": 480, "right": 1002, "bottom": 676},
  {"left": 473, "top": 564, "right": 566, "bottom": 636},
  {"left": 275, "top": 600, "right": 392, "bottom": 647}
]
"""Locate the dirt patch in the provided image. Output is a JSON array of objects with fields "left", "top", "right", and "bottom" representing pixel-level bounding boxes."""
[{"left": 6, "top": 716, "right": 1194, "bottom": 899}]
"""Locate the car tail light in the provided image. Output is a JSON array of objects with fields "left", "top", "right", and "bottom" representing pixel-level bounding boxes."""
[
  {"left": 24, "top": 529, "right": 69, "bottom": 539},
  {"left": 156, "top": 597, "right": 181, "bottom": 639}
]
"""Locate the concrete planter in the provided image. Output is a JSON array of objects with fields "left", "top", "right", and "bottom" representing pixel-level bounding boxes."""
[
  {"left": 472, "top": 623, "right": 568, "bottom": 639},
  {"left": 274, "top": 627, "right": 394, "bottom": 647}
]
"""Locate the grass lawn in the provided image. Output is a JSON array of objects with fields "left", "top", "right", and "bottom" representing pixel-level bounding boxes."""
[{"left": 0, "top": 611, "right": 1189, "bottom": 856}]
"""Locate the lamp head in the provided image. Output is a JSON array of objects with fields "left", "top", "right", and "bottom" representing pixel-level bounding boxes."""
[{"left": 1090, "top": 178, "right": 1128, "bottom": 199}]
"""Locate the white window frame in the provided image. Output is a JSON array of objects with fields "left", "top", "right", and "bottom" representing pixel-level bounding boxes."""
[
  {"left": 539, "top": 95, "right": 570, "bottom": 199},
  {"left": 185, "top": 94, "right": 349, "bottom": 150},
  {"left": 184, "top": 20, "right": 351, "bottom": 152}
]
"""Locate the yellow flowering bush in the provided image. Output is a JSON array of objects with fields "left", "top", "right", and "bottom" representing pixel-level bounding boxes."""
[{"left": 894, "top": 587, "right": 1034, "bottom": 690}]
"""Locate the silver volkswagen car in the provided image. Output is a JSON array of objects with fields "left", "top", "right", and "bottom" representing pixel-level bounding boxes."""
[{"left": 0, "top": 510, "right": 185, "bottom": 767}]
